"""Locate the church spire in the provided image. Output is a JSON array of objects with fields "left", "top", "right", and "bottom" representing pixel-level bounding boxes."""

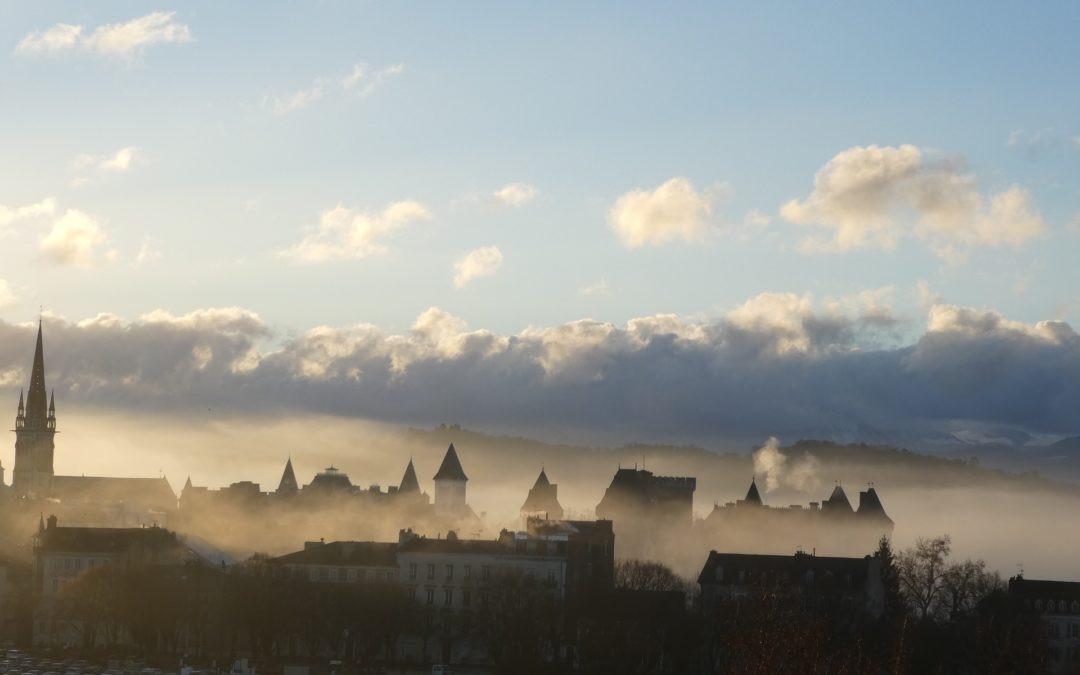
[{"left": 24, "top": 320, "right": 49, "bottom": 430}]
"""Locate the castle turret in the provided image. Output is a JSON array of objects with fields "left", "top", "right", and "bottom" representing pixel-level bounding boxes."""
[
  {"left": 12, "top": 321, "right": 56, "bottom": 498},
  {"left": 276, "top": 457, "right": 299, "bottom": 495},
  {"left": 520, "top": 467, "right": 564, "bottom": 520},
  {"left": 742, "top": 477, "right": 763, "bottom": 507},
  {"left": 398, "top": 459, "right": 421, "bottom": 495},
  {"left": 433, "top": 443, "right": 468, "bottom": 517},
  {"left": 822, "top": 484, "right": 853, "bottom": 514}
]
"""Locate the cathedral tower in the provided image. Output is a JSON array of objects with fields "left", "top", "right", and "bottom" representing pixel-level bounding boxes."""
[{"left": 12, "top": 321, "right": 56, "bottom": 497}]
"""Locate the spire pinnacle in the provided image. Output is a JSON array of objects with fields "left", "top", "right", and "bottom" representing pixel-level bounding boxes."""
[{"left": 24, "top": 321, "right": 49, "bottom": 429}]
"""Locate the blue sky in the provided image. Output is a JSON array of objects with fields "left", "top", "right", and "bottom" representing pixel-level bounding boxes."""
[
  {"left": 1, "top": 2, "right": 1078, "bottom": 338},
  {"left": 2, "top": 3, "right": 1080, "bottom": 447}
]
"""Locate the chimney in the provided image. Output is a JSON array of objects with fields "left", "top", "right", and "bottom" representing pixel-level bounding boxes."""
[
  {"left": 398, "top": 528, "right": 419, "bottom": 545},
  {"left": 46, "top": 514, "right": 58, "bottom": 531}
]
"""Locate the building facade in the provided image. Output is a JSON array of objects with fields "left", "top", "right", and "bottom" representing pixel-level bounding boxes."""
[{"left": 1009, "top": 576, "right": 1080, "bottom": 672}]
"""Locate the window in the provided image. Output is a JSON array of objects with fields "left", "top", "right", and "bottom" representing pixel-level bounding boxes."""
[
  {"left": 426, "top": 588, "right": 435, "bottom": 605},
  {"left": 319, "top": 567, "right": 329, "bottom": 582},
  {"left": 338, "top": 568, "right": 347, "bottom": 582},
  {"left": 409, "top": 563, "right": 417, "bottom": 580},
  {"left": 1071, "top": 623, "right": 1079, "bottom": 639},
  {"left": 427, "top": 564, "right": 435, "bottom": 580},
  {"left": 385, "top": 570, "right": 394, "bottom": 582},
  {"left": 482, "top": 565, "right": 491, "bottom": 581},
  {"left": 463, "top": 589, "right": 472, "bottom": 607},
  {"left": 547, "top": 570, "right": 556, "bottom": 584},
  {"left": 309, "top": 569, "right": 318, "bottom": 582},
  {"left": 464, "top": 565, "right": 472, "bottom": 581},
  {"left": 444, "top": 588, "right": 453, "bottom": 606},
  {"left": 407, "top": 587, "right": 416, "bottom": 602},
  {"left": 445, "top": 564, "right": 454, "bottom": 581},
  {"left": 715, "top": 566, "right": 724, "bottom": 582}
]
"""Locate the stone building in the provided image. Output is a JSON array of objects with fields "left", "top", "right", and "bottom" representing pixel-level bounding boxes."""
[{"left": 1009, "top": 576, "right": 1080, "bottom": 672}]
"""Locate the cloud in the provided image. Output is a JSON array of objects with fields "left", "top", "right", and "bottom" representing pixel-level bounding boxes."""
[
  {"left": 281, "top": 200, "right": 432, "bottom": 263},
  {"left": 39, "top": 209, "right": 107, "bottom": 267},
  {"left": 5, "top": 293, "right": 1080, "bottom": 443},
  {"left": 453, "top": 246, "right": 504, "bottom": 288},
  {"left": 15, "top": 12, "right": 191, "bottom": 59},
  {"left": 98, "top": 146, "right": 139, "bottom": 171},
  {"left": 133, "top": 238, "right": 163, "bottom": 268},
  {"left": 0, "top": 198, "right": 56, "bottom": 236},
  {"left": 0, "top": 280, "right": 15, "bottom": 308},
  {"left": 609, "top": 177, "right": 722, "bottom": 247},
  {"left": 15, "top": 24, "right": 82, "bottom": 54},
  {"left": 269, "top": 62, "right": 404, "bottom": 114},
  {"left": 493, "top": 183, "right": 539, "bottom": 207},
  {"left": 578, "top": 278, "right": 609, "bottom": 297},
  {"left": 781, "top": 145, "right": 1046, "bottom": 258}
]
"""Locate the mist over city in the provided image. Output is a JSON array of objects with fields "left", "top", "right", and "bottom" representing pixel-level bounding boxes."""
[{"left": 2, "top": 3, "right": 1079, "bottom": 674}]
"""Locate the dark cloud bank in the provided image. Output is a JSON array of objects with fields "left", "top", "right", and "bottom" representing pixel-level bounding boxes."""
[{"left": 1, "top": 295, "right": 1078, "bottom": 446}]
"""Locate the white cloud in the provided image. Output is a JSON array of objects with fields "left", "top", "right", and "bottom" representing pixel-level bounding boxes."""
[
  {"left": 493, "top": 183, "right": 539, "bottom": 207},
  {"left": 133, "top": 238, "right": 163, "bottom": 268},
  {"left": 282, "top": 200, "right": 432, "bottom": 263},
  {"left": 39, "top": 209, "right": 107, "bottom": 267},
  {"left": 0, "top": 198, "right": 56, "bottom": 236},
  {"left": 82, "top": 12, "right": 192, "bottom": 57},
  {"left": 15, "top": 24, "right": 82, "bottom": 54},
  {"left": 453, "top": 246, "right": 503, "bottom": 288},
  {"left": 0, "top": 280, "right": 15, "bottom": 308},
  {"left": 608, "top": 177, "right": 717, "bottom": 247},
  {"left": 578, "top": 278, "right": 609, "bottom": 297},
  {"left": 15, "top": 12, "right": 191, "bottom": 59},
  {"left": 781, "top": 144, "right": 1046, "bottom": 257},
  {"left": 99, "top": 146, "right": 139, "bottom": 171},
  {"left": 269, "top": 62, "right": 404, "bottom": 114}
]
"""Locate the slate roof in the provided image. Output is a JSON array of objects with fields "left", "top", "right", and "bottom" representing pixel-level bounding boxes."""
[
  {"left": 744, "top": 479, "right": 763, "bottom": 505},
  {"left": 51, "top": 475, "right": 177, "bottom": 512},
  {"left": 433, "top": 443, "right": 468, "bottom": 481},
  {"left": 398, "top": 459, "right": 421, "bottom": 493},
  {"left": 274, "top": 541, "right": 398, "bottom": 567}
]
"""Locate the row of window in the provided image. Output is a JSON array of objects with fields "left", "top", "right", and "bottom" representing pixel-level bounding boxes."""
[
  {"left": 300, "top": 566, "right": 396, "bottom": 583},
  {"left": 48, "top": 556, "right": 109, "bottom": 574},
  {"left": 408, "top": 562, "right": 490, "bottom": 582},
  {"left": 1047, "top": 621, "right": 1080, "bottom": 639},
  {"left": 1033, "top": 598, "right": 1080, "bottom": 614},
  {"left": 407, "top": 586, "right": 482, "bottom": 607}
]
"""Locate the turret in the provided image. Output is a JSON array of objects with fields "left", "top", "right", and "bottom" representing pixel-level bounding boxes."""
[
  {"left": 276, "top": 457, "right": 299, "bottom": 495},
  {"left": 520, "top": 467, "right": 564, "bottom": 520},
  {"left": 742, "top": 477, "right": 763, "bottom": 507},
  {"left": 433, "top": 443, "right": 468, "bottom": 517},
  {"left": 47, "top": 390, "right": 56, "bottom": 431},
  {"left": 15, "top": 390, "right": 25, "bottom": 430}
]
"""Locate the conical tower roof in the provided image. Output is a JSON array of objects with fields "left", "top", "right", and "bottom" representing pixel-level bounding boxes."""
[
  {"left": 824, "top": 484, "right": 853, "bottom": 511},
  {"left": 433, "top": 443, "right": 468, "bottom": 481},
  {"left": 398, "top": 459, "right": 421, "bottom": 493},
  {"left": 25, "top": 321, "right": 49, "bottom": 429},
  {"left": 744, "top": 478, "right": 763, "bottom": 505},
  {"left": 277, "top": 457, "right": 299, "bottom": 493},
  {"left": 533, "top": 468, "right": 550, "bottom": 488}
]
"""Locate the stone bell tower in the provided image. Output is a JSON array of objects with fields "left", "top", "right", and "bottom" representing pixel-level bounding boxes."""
[{"left": 12, "top": 321, "right": 56, "bottom": 498}]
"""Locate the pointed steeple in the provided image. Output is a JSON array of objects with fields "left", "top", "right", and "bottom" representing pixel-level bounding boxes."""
[
  {"left": 533, "top": 468, "right": 550, "bottom": 488},
  {"left": 277, "top": 457, "right": 299, "bottom": 494},
  {"left": 17, "top": 390, "right": 24, "bottom": 415},
  {"left": 183, "top": 476, "right": 193, "bottom": 491},
  {"left": 24, "top": 321, "right": 49, "bottom": 430},
  {"left": 744, "top": 477, "right": 763, "bottom": 506},
  {"left": 433, "top": 443, "right": 468, "bottom": 482},
  {"left": 521, "top": 466, "right": 563, "bottom": 519},
  {"left": 398, "top": 459, "right": 421, "bottom": 494}
]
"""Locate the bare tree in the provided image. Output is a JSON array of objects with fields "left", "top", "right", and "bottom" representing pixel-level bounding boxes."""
[{"left": 897, "top": 535, "right": 951, "bottom": 621}]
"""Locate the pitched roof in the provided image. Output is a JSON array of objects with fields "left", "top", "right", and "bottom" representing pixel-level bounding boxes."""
[
  {"left": 277, "top": 458, "right": 299, "bottom": 493},
  {"left": 533, "top": 468, "right": 550, "bottom": 487},
  {"left": 39, "top": 525, "right": 182, "bottom": 555},
  {"left": 274, "top": 541, "right": 398, "bottom": 567},
  {"left": 433, "top": 443, "right": 468, "bottom": 481},
  {"left": 51, "top": 475, "right": 177, "bottom": 511},
  {"left": 520, "top": 468, "right": 563, "bottom": 517},
  {"left": 744, "top": 479, "right": 763, "bottom": 505},
  {"left": 824, "top": 484, "right": 852, "bottom": 511},
  {"left": 398, "top": 459, "right": 421, "bottom": 493}
]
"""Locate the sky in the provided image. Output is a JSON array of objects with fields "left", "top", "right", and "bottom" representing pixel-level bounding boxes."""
[{"left": 2, "top": 2, "right": 1080, "bottom": 446}]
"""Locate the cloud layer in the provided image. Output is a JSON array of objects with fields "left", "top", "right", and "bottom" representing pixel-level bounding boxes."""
[
  {"left": 453, "top": 246, "right": 503, "bottom": 288},
  {"left": 3, "top": 295, "right": 1079, "bottom": 443},
  {"left": 781, "top": 145, "right": 1045, "bottom": 259}
]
